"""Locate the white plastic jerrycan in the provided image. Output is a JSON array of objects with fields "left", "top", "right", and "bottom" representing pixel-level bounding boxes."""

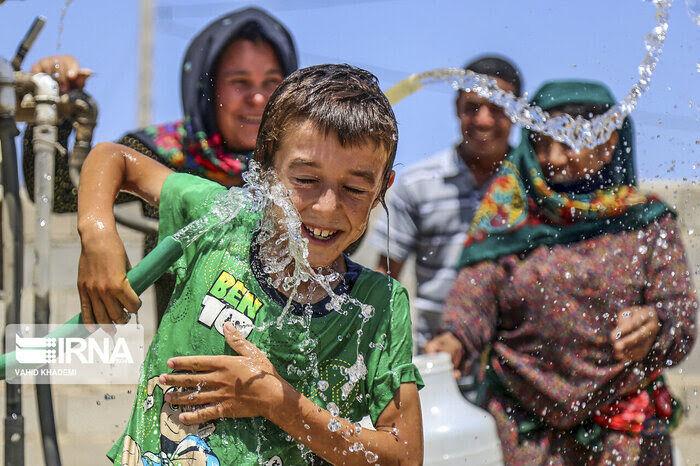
[{"left": 415, "top": 352, "right": 503, "bottom": 465}]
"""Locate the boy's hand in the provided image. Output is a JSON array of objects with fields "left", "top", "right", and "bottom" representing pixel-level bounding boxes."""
[
  {"left": 161, "top": 322, "right": 284, "bottom": 424},
  {"left": 77, "top": 225, "right": 140, "bottom": 333},
  {"left": 610, "top": 305, "right": 660, "bottom": 363},
  {"left": 424, "top": 332, "right": 464, "bottom": 378}
]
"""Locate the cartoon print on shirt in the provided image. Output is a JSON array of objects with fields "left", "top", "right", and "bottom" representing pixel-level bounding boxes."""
[
  {"left": 265, "top": 455, "right": 283, "bottom": 466},
  {"left": 120, "top": 376, "right": 220, "bottom": 465}
]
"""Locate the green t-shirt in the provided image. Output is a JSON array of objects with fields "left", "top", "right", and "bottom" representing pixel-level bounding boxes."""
[{"left": 108, "top": 173, "right": 422, "bottom": 465}]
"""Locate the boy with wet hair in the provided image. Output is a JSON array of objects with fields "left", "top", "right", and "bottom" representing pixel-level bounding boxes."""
[{"left": 77, "top": 64, "right": 423, "bottom": 465}]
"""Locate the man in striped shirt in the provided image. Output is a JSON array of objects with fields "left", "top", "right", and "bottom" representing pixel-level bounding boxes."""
[{"left": 370, "top": 56, "right": 522, "bottom": 348}]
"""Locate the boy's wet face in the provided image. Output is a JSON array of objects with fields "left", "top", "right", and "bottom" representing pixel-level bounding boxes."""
[
  {"left": 273, "top": 120, "right": 394, "bottom": 268},
  {"left": 532, "top": 112, "right": 619, "bottom": 184}
]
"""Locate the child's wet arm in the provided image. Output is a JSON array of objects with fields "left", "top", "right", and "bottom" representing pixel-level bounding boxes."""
[
  {"left": 76, "top": 142, "right": 172, "bottom": 328},
  {"left": 267, "top": 380, "right": 422, "bottom": 465},
  {"left": 77, "top": 142, "right": 172, "bottom": 236}
]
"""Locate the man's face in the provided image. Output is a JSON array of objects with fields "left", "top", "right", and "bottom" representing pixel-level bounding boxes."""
[
  {"left": 273, "top": 120, "right": 394, "bottom": 268},
  {"left": 214, "top": 39, "right": 284, "bottom": 151},
  {"left": 532, "top": 112, "right": 619, "bottom": 184},
  {"left": 456, "top": 77, "right": 515, "bottom": 161}
]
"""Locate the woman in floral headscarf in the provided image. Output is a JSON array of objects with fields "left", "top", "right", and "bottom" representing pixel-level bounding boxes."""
[
  {"left": 426, "top": 80, "right": 697, "bottom": 465},
  {"left": 25, "top": 7, "right": 298, "bottom": 320},
  {"left": 27, "top": 7, "right": 297, "bottom": 194},
  {"left": 121, "top": 7, "right": 297, "bottom": 187}
]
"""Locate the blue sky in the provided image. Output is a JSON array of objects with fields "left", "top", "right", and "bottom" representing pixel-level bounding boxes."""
[{"left": 2, "top": 0, "right": 698, "bottom": 180}]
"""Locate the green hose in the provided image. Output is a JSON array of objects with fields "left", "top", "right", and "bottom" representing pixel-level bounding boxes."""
[{"left": 0, "top": 235, "right": 184, "bottom": 380}]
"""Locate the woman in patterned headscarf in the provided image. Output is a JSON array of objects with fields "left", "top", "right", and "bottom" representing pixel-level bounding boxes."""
[
  {"left": 25, "top": 7, "right": 298, "bottom": 321},
  {"left": 121, "top": 7, "right": 297, "bottom": 188},
  {"left": 27, "top": 7, "right": 297, "bottom": 194},
  {"left": 426, "top": 80, "right": 697, "bottom": 465}
]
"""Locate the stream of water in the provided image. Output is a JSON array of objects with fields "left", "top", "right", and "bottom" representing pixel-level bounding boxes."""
[{"left": 386, "top": 0, "right": 673, "bottom": 153}]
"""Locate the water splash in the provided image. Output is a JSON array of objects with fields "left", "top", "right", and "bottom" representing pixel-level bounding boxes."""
[
  {"left": 246, "top": 165, "right": 376, "bottom": 327},
  {"left": 386, "top": 0, "right": 672, "bottom": 153},
  {"left": 56, "top": 0, "right": 74, "bottom": 51},
  {"left": 247, "top": 166, "right": 376, "bottom": 407},
  {"left": 170, "top": 181, "right": 264, "bottom": 248},
  {"left": 340, "top": 355, "right": 368, "bottom": 400}
]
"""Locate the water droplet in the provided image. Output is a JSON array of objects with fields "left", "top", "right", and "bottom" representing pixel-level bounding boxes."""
[
  {"left": 327, "top": 417, "right": 341, "bottom": 432},
  {"left": 183, "top": 61, "right": 192, "bottom": 72},
  {"left": 350, "top": 441, "right": 364, "bottom": 452},
  {"left": 354, "top": 422, "right": 362, "bottom": 435},
  {"left": 327, "top": 402, "right": 340, "bottom": 417}
]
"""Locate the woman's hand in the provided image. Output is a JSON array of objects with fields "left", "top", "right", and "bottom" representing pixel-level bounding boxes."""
[
  {"left": 30, "top": 54, "right": 91, "bottom": 93},
  {"left": 611, "top": 305, "right": 661, "bottom": 363},
  {"left": 161, "top": 322, "right": 284, "bottom": 424},
  {"left": 77, "top": 223, "right": 140, "bottom": 333},
  {"left": 424, "top": 331, "right": 465, "bottom": 378}
]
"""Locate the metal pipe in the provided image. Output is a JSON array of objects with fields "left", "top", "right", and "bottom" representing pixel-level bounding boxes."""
[
  {"left": 65, "top": 90, "right": 97, "bottom": 184},
  {"left": 32, "top": 73, "right": 59, "bottom": 326},
  {"left": 11, "top": 16, "right": 46, "bottom": 71},
  {"left": 59, "top": 89, "right": 159, "bottom": 235},
  {"left": 0, "top": 56, "right": 25, "bottom": 466},
  {"left": 30, "top": 72, "right": 62, "bottom": 466}
]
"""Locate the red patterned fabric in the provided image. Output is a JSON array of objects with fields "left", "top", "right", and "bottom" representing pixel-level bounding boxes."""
[
  {"left": 592, "top": 372, "right": 665, "bottom": 434},
  {"left": 127, "top": 119, "right": 251, "bottom": 186}
]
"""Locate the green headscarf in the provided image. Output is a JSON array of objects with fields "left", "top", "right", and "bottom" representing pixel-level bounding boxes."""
[{"left": 457, "top": 80, "right": 672, "bottom": 268}]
